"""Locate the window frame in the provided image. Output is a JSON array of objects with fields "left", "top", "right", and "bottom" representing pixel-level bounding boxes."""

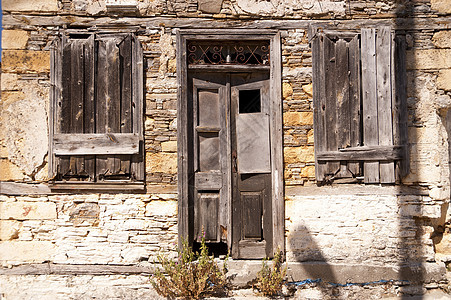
[
  {"left": 48, "top": 31, "right": 145, "bottom": 191},
  {"left": 309, "top": 26, "right": 408, "bottom": 184}
]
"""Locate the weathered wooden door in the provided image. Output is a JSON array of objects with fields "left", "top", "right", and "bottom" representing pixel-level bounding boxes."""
[
  {"left": 189, "top": 71, "right": 272, "bottom": 259},
  {"left": 230, "top": 73, "right": 272, "bottom": 259}
]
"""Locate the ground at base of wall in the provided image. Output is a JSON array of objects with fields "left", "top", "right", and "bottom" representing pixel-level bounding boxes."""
[{"left": 1, "top": 275, "right": 451, "bottom": 300}]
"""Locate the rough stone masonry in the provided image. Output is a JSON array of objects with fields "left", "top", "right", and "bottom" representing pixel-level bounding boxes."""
[{"left": 1, "top": 0, "right": 451, "bottom": 298}]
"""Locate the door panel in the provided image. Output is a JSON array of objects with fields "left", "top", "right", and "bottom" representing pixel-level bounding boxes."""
[
  {"left": 231, "top": 73, "right": 272, "bottom": 259},
  {"left": 189, "top": 71, "right": 272, "bottom": 258},
  {"left": 196, "top": 192, "right": 219, "bottom": 241},
  {"left": 191, "top": 73, "right": 229, "bottom": 243},
  {"left": 236, "top": 114, "right": 271, "bottom": 173}
]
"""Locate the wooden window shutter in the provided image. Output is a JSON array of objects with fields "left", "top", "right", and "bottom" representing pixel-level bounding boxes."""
[
  {"left": 50, "top": 33, "right": 144, "bottom": 185},
  {"left": 312, "top": 26, "right": 408, "bottom": 184}
]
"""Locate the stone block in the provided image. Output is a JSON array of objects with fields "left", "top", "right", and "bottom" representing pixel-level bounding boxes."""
[
  {"left": 431, "top": 0, "right": 451, "bottom": 14},
  {"left": 307, "top": 129, "right": 314, "bottom": 144},
  {"left": 2, "top": 30, "right": 29, "bottom": 49},
  {"left": 1, "top": 91, "right": 25, "bottom": 105},
  {"left": 432, "top": 31, "right": 451, "bottom": 48},
  {"left": 68, "top": 203, "right": 100, "bottom": 226},
  {"left": 283, "top": 112, "right": 313, "bottom": 126},
  {"left": 302, "top": 83, "right": 313, "bottom": 97},
  {"left": 437, "top": 69, "right": 451, "bottom": 91},
  {"left": 2, "top": 50, "right": 50, "bottom": 74},
  {"left": 0, "top": 241, "right": 55, "bottom": 263},
  {"left": 282, "top": 82, "right": 293, "bottom": 99},
  {"left": 301, "top": 165, "right": 315, "bottom": 178},
  {"left": 108, "top": 232, "right": 130, "bottom": 243},
  {"left": 0, "top": 160, "right": 26, "bottom": 181},
  {"left": 284, "top": 146, "right": 315, "bottom": 164},
  {"left": 2, "top": 0, "right": 58, "bottom": 12},
  {"left": 434, "top": 231, "right": 451, "bottom": 257},
  {"left": 0, "top": 202, "right": 57, "bottom": 220},
  {"left": 146, "top": 152, "right": 177, "bottom": 174},
  {"left": 198, "top": 0, "right": 223, "bottom": 13},
  {"left": 0, "top": 220, "right": 22, "bottom": 241},
  {"left": 161, "top": 141, "right": 177, "bottom": 152},
  {"left": 406, "top": 49, "right": 451, "bottom": 70},
  {"left": 121, "top": 247, "right": 150, "bottom": 263},
  {"left": 399, "top": 203, "right": 442, "bottom": 218},
  {"left": 1, "top": 73, "right": 19, "bottom": 91},
  {"left": 145, "top": 200, "right": 177, "bottom": 216}
]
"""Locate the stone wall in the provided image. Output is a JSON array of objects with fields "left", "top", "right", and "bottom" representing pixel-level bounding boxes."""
[
  {"left": 1, "top": 0, "right": 451, "bottom": 298},
  {"left": 0, "top": 193, "right": 177, "bottom": 266}
]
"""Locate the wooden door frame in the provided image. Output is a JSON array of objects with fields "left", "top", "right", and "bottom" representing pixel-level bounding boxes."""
[{"left": 176, "top": 29, "right": 284, "bottom": 257}]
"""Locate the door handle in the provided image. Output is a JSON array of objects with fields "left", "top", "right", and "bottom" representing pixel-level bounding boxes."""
[{"left": 232, "top": 150, "right": 237, "bottom": 173}]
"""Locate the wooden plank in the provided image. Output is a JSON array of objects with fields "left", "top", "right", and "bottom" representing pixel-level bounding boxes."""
[
  {"left": 220, "top": 75, "right": 231, "bottom": 245},
  {"left": 317, "top": 145, "right": 405, "bottom": 161},
  {"left": 324, "top": 35, "right": 340, "bottom": 177},
  {"left": 335, "top": 38, "right": 351, "bottom": 178},
  {"left": 83, "top": 35, "right": 96, "bottom": 181},
  {"left": 0, "top": 182, "right": 52, "bottom": 195},
  {"left": 377, "top": 26, "right": 395, "bottom": 183},
  {"left": 49, "top": 182, "right": 145, "bottom": 191},
  {"left": 131, "top": 34, "right": 145, "bottom": 181},
  {"left": 176, "top": 32, "right": 191, "bottom": 247},
  {"left": 335, "top": 38, "right": 350, "bottom": 150},
  {"left": 96, "top": 37, "right": 109, "bottom": 179},
  {"left": 188, "top": 64, "right": 270, "bottom": 71},
  {"left": 53, "top": 133, "right": 140, "bottom": 155},
  {"left": 0, "top": 264, "right": 153, "bottom": 276},
  {"left": 312, "top": 31, "right": 327, "bottom": 181},
  {"left": 394, "top": 34, "right": 409, "bottom": 180},
  {"left": 4, "top": 14, "right": 451, "bottom": 32},
  {"left": 195, "top": 172, "right": 223, "bottom": 190},
  {"left": 348, "top": 35, "right": 361, "bottom": 177},
  {"left": 119, "top": 34, "right": 133, "bottom": 176},
  {"left": 196, "top": 192, "right": 219, "bottom": 241},
  {"left": 242, "top": 192, "right": 262, "bottom": 239},
  {"left": 70, "top": 40, "right": 85, "bottom": 133},
  {"left": 270, "top": 31, "right": 283, "bottom": 258},
  {"left": 105, "top": 37, "right": 122, "bottom": 176},
  {"left": 361, "top": 28, "right": 380, "bottom": 183},
  {"left": 71, "top": 40, "right": 87, "bottom": 179},
  {"left": 49, "top": 36, "right": 62, "bottom": 179},
  {"left": 58, "top": 40, "right": 73, "bottom": 178}
]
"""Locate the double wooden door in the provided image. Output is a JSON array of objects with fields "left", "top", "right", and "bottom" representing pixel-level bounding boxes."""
[{"left": 189, "top": 71, "right": 273, "bottom": 259}]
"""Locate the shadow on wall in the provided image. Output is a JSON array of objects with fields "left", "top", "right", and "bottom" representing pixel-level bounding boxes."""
[
  {"left": 395, "top": 2, "right": 423, "bottom": 299},
  {"left": 291, "top": 223, "right": 337, "bottom": 297}
]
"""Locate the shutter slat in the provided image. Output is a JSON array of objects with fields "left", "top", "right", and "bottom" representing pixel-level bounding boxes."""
[
  {"left": 312, "top": 32, "right": 328, "bottom": 181},
  {"left": 105, "top": 38, "right": 122, "bottom": 176},
  {"left": 71, "top": 40, "right": 85, "bottom": 133},
  {"left": 54, "top": 133, "right": 140, "bottom": 155},
  {"left": 131, "top": 34, "right": 145, "bottom": 181},
  {"left": 119, "top": 35, "right": 133, "bottom": 176},
  {"left": 377, "top": 26, "right": 395, "bottom": 183},
  {"left": 335, "top": 38, "right": 352, "bottom": 178},
  {"left": 348, "top": 35, "right": 361, "bottom": 177},
  {"left": 83, "top": 35, "right": 96, "bottom": 180},
  {"left": 324, "top": 36, "right": 340, "bottom": 177},
  {"left": 96, "top": 38, "right": 109, "bottom": 178},
  {"left": 58, "top": 41, "right": 73, "bottom": 178},
  {"left": 361, "top": 28, "right": 380, "bottom": 183},
  {"left": 70, "top": 40, "right": 86, "bottom": 178}
]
